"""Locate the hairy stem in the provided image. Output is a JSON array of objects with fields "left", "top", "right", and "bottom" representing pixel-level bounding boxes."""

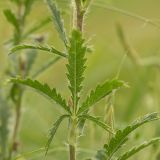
[
  {"left": 74, "top": 0, "right": 84, "bottom": 32},
  {"left": 69, "top": 145, "right": 76, "bottom": 160},
  {"left": 68, "top": 117, "right": 77, "bottom": 160}
]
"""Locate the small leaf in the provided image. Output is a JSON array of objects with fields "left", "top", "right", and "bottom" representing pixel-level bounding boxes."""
[
  {"left": 23, "top": 0, "right": 35, "bottom": 20},
  {"left": 3, "top": 9, "right": 19, "bottom": 31},
  {"left": 103, "top": 112, "right": 160, "bottom": 160},
  {"left": 78, "top": 79, "right": 125, "bottom": 115},
  {"left": 9, "top": 78, "right": 71, "bottom": 114},
  {"left": 45, "top": 114, "right": 70, "bottom": 156},
  {"left": 66, "top": 30, "right": 87, "bottom": 111},
  {"left": 10, "top": 44, "right": 67, "bottom": 58},
  {"left": 46, "top": 0, "right": 68, "bottom": 46},
  {"left": 117, "top": 138, "right": 160, "bottom": 160},
  {"left": 78, "top": 114, "right": 114, "bottom": 134}
]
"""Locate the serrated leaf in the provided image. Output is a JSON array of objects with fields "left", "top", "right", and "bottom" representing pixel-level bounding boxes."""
[
  {"left": 117, "top": 138, "right": 160, "bottom": 160},
  {"left": 78, "top": 79, "right": 125, "bottom": 115},
  {"left": 104, "top": 112, "right": 160, "bottom": 160},
  {"left": 46, "top": 0, "right": 68, "bottom": 46},
  {"left": 10, "top": 44, "right": 67, "bottom": 58},
  {"left": 78, "top": 114, "right": 114, "bottom": 134},
  {"left": 3, "top": 9, "right": 19, "bottom": 32},
  {"left": 45, "top": 114, "right": 70, "bottom": 156},
  {"left": 9, "top": 78, "right": 71, "bottom": 114},
  {"left": 66, "top": 30, "right": 87, "bottom": 111}
]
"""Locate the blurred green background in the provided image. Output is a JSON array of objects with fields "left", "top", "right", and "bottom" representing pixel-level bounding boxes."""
[{"left": 0, "top": 0, "right": 160, "bottom": 159}]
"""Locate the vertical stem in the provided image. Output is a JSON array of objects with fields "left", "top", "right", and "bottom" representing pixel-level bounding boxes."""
[
  {"left": 69, "top": 145, "right": 76, "bottom": 160},
  {"left": 8, "top": 2, "right": 26, "bottom": 160},
  {"left": 8, "top": 95, "right": 22, "bottom": 160},
  {"left": 68, "top": 117, "right": 77, "bottom": 160},
  {"left": 68, "top": 0, "right": 92, "bottom": 159},
  {"left": 74, "top": 0, "right": 84, "bottom": 32}
]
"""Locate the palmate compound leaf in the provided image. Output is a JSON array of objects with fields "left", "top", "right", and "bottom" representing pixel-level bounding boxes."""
[
  {"left": 77, "top": 79, "right": 125, "bottom": 115},
  {"left": 46, "top": 0, "right": 68, "bottom": 46},
  {"left": 9, "top": 78, "right": 71, "bottom": 114},
  {"left": 78, "top": 114, "right": 114, "bottom": 134},
  {"left": 66, "top": 30, "right": 87, "bottom": 110},
  {"left": 45, "top": 114, "right": 70, "bottom": 156},
  {"left": 10, "top": 44, "right": 67, "bottom": 58},
  {"left": 117, "top": 137, "right": 160, "bottom": 160},
  {"left": 101, "top": 112, "right": 160, "bottom": 160}
]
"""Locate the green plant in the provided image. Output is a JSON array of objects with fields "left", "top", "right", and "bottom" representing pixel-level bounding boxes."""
[
  {"left": 94, "top": 112, "right": 160, "bottom": 160},
  {"left": 7, "top": 0, "right": 160, "bottom": 160},
  {"left": 1, "top": 0, "right": 58, "bottom": 159}
]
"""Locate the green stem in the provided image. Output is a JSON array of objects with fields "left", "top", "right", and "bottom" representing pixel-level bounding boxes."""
[
  {"left": 8, "top": 2, "right": 26, "bottom": 159},
  {"left": 8, "top": 94, "right": 22, "bottom": 160},
  {"left": 69, "top": 145, "right": 76, "bottom": 160},
  {"left": 68, "top": 117, "right": 77, "bottom": 160}
]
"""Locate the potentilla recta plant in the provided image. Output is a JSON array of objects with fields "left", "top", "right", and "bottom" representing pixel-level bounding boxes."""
[{"left": 9, "top": 0, "right": 160, "bottom": 160}]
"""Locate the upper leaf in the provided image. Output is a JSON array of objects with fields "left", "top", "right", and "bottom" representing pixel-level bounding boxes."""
[
  {"left": 117, "top": 137, "right": 160, "bottom": 160},
  {"left": 66, "top": 30, "right": 87, "bottom": 111},
  {"left": 103, "top": 112, "right": 160, "bottom": 160},
  {"left": 9, "top": 78, "right": 71, "bottom": 114},
  {"left": 45, "top": 114, "right": 70, "bottom": 156},
  {"left": 3, "top": 9, "right": 19, "bottom": 32},
  {"left": 46, "top": 0, "right": 68, "bottom": 46},
  {"left": 78, "top": 79, "right": 125, "bottom": 115},
  {"left": 10, "top": 44, "right": 67, "bottom": 58}
]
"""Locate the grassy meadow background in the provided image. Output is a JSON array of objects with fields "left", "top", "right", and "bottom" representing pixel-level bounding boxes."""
[{"left": 0, "top": 0, "right": 160, "bottom": 159}]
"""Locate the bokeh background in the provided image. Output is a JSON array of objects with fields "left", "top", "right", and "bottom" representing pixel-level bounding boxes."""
[{"left": 0, "top": 0, "right": 160, "bottom": 159}]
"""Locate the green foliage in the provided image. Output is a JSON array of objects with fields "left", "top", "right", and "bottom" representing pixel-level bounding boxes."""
[
  {"left": 10, "top": 44, "right": 67, "bottom": 58},
  {"left": 45, "top": 114, "right": 70, "bottom": 155},
  {"left": 9, "top": 78, "right": 71, "bottom": 114},
  {"left": 78, "top": 114, "right": 113, "bottom": 134},
  {"left": 117, "top": 138, "right": 160, "bottom": 160},
  {"left": 23, "top": 0, "right": 35, "bottom": 21},
  {"left": 78, "top": 79, "right": 125, "bottom": 115},
  {"left": 46, "top": 0, "right": 68, "bottom": 46},
  {"left": 66, "top": 30, "right": 87, "bottom": 111},
  {"left": 95, "top": 112, "right": 159, "bottom": 160},
  {"left": 3, "top": 9, "right": 19, "bottom": 32}
]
